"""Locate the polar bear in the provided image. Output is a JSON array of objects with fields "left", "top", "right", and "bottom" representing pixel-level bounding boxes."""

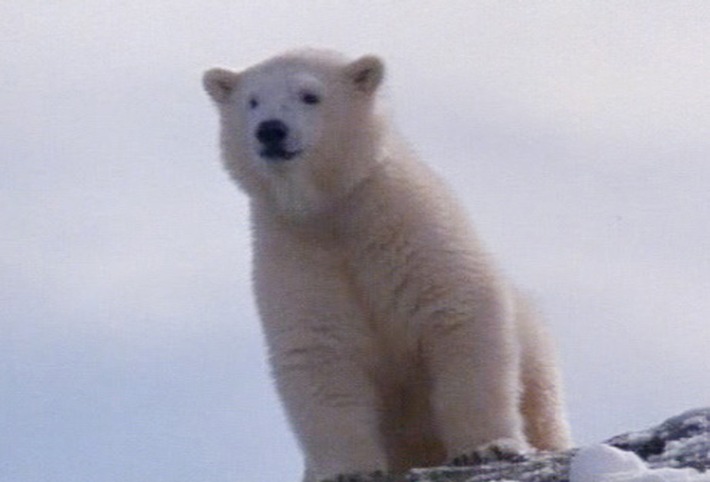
[{"left": 203, "top": 49, "right": 572, "bottom": 481}]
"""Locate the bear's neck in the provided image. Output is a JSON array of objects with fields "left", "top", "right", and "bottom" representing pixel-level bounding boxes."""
[
  {"left": 261, "top": 147, "right": 388, "bottom": 222},
  {"left": 252, "top": 148, "right": 430, "bottom": 251}
]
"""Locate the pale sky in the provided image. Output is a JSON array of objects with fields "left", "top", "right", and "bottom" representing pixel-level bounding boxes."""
[{"left": 2, "top": 2, "right": 709, "bottom": 481}]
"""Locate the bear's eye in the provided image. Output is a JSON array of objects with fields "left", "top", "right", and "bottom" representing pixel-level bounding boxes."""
[
  {"left": 248, "top": 97, "right": 259, "bottom": 109},
  {"left": 301, "top": 92, "right": 320, "bottom": 105}
]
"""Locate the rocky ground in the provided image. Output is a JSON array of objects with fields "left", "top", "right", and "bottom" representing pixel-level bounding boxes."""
[{"left": 325, "top": 407, "right": 710, "bottom": 482}]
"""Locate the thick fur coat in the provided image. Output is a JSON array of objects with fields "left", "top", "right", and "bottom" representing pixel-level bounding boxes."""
[{"left": 204, "top": 49, "right": 572, "bottom": 482}]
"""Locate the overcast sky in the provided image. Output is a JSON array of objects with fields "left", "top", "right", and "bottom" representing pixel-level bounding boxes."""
[{"left": 2, "top": 2, "right": 709, "bottom": 481}]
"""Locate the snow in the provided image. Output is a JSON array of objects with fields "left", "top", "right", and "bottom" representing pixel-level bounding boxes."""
[
  {"left": 570, "top": 445, "right": 710, "bottom": 482},
  {"left": 661, "top": 435, "right": 708, "bottom": 461},
  {"left": 681, "top": 416, "right": 709, "bottom": 430}
]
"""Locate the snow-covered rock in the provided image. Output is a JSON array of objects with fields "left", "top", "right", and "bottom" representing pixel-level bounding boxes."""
[
  {"left": 606, "top": 407, "right": 710, "bottom": 472},
  {"left": 401, "top": 408, "right": 710, "bottom": 482},
  {"left": 570, "top": 444, "right": 710, "bottom": 482}
]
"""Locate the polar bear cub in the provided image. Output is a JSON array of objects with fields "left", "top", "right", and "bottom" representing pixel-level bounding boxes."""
[{"left": 203, "top": 49, "right": 572, "bottom": 481}]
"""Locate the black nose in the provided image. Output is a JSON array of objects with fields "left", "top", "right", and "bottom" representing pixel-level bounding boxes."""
[{"left": 256, "top": 119, "right": 288, "bottom": 146}]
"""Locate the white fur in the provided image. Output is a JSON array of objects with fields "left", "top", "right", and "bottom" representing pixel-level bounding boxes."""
[{"left": 204, "top": 48, "right": 572, "bottom": 481}]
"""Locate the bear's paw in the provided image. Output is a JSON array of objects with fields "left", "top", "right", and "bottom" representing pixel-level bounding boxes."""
[{"left": 448, "top": 438, "right": 530, "bottom": 466}]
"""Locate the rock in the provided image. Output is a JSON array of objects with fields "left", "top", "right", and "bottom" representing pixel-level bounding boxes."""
[
  {"left": 402, "top": 408, "right": 710, "bottom": 482},
  {"left": 606, "top": 407, "right": 710, "bottom": 472},
  {"left": 407, "top": 450, "right": 575, "bottom": 482}
]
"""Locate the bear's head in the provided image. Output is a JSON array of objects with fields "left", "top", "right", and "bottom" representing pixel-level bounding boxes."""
[{"left": 203, "top": 49, "right": 386, "bottom": 219}]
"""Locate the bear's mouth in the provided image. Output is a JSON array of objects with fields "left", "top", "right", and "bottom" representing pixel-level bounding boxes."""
[{"left": 260, "top": 147, "right": 302, "bottom": 162}]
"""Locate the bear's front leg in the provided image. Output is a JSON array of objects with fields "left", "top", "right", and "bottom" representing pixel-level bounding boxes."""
[
  {"left": 255, "top": 238, "right": 389, "bottom": 480},
  {"left": 274, "top": 339, "right": 388, "bottom": 481},
  {"left": 423, "top": 301, "right": 529, "bottom": 464}
]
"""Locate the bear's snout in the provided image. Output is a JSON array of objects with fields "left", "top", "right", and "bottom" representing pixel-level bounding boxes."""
[
  {"left": 256, "top": 119, "right": 301, "bottom": 161},
  {"left": 256, "top": 119, "right": 289, "bottom": 147}
]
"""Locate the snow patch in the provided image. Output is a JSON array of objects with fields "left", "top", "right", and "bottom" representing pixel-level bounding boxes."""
[
  {"left": 570, "top": 445, "right": 710, "bottom": 482},
  {"left": 681, "top": 416, "right": 709, "bottom": 430},
  {"left": 661, "top": 435, "right": 708, "bottom": 461}
]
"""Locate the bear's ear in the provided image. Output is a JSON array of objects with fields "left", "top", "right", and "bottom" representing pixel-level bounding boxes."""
[
  {"left": 345, "top": 55, "right": 385, "bottom": 95},
  {"left": 203, "top": 68, "right": 241, "bottom": 103}
]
